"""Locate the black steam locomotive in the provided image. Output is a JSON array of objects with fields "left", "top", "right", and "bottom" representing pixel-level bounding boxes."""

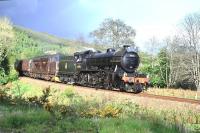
[{"left": 15, "top": 45, "right": 145, "bottom": 93}]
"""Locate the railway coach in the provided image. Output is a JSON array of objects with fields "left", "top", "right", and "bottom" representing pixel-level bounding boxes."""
[{"left": 15, "top": 54, "right": 75, "bottom": 83}]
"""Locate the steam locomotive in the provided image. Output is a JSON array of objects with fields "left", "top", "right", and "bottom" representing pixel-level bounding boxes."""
[{"left": 15, "top": 45, "right": 148, "bottom": 93}]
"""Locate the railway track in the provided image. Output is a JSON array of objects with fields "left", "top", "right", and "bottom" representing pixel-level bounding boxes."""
[
  {"left": 71, "top": 84, "right": 200, "bottom": 105},
  {"left": 138, "top": 93, "right": 200, "bottom": 105},
  {"left": 79, "top": 86, "right": 200, "bottom": 105},
  {"left": 20, "top": 77, "right": 200, "bottom": 105}
]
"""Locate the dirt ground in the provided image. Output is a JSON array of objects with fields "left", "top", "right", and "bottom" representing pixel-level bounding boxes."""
[{"left": 19, "top": 77, "right": 200, "bottom": 113}]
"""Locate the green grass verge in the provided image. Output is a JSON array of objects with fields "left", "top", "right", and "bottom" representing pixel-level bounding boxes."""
[{"left": 0, "top": 103, "right": 180, "bottom": 133}]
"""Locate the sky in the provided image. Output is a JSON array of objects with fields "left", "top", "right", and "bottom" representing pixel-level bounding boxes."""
[{"left": 0, "top": 0, "right": 200, "bottom": 51}]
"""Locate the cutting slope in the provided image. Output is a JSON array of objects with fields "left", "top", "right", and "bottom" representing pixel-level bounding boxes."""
[{"left": 14, "top": 26, "right": 106, "bottom": 59}]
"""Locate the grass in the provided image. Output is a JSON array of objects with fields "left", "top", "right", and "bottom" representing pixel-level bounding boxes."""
[
  {"left": 146, "top": 87, "right": 200, "bottom": 100},
  {"left": 0, "top": 104, "right": 51, "bottom": 128},
  {"left": 0, "top": 103, "right": 51, "bottom": 132},
  {"left": 0, "top": 103, "right": 180, "bottom": 133},
  {"left": 98, "top": 118, "right": 179, "bottom": 133},
  {"left": 4, "top": 81, "right": 43, "bottom": 102},
  {"left": 15, "top": 26, "right": 107, "bottom": 55},
  {"left": 1, "top": 81, "right": 200, "bottom": 133}
]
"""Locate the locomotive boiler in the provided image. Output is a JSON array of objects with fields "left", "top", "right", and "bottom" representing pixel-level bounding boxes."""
[{"left": 74, "top": 45, "right": 142, "bottom": 93}]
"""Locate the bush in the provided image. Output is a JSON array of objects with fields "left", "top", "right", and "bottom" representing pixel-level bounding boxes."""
[
  {"left": 8, "top": 69, "right": 18, "bottom": 82},
  {"left": 0, "top": 68, "right": 9, "bottom": 85},
  {"left": 80, "top": 104, "right": 122, "bottom": 118},
  {"left": 0, "top": 69, "right": 18, "bottom": 85},
  {"left": 0, "top": 87, "right": 10, "bottom": 103}
]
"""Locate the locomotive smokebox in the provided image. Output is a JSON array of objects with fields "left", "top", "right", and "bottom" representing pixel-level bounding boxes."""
[
  {"left": 114, "top": 45, "right": 140, "bottom": 73},
  {"left": 121, "top": 51, "right": 139, "bottom": 73}
]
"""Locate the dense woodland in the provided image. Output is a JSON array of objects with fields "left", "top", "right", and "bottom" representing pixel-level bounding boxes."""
[{"left": 0, "top": 12, "right": 200, "bottom": 90}]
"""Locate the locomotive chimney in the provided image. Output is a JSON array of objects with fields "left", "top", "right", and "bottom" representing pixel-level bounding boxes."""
[
  {"left": 107, "top": 48, "right": 115, "bottom": 53},
  {"left": 123, "top": 45, "right": 130, "bottom": 49}
]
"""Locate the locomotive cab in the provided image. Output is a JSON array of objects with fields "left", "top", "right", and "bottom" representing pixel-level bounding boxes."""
[{"left": 74, "top": 50, "right": 95, "bottom": 71}]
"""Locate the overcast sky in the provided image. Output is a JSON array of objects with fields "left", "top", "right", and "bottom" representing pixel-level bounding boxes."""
[{"left": 0, "top": 0, "right": 200, "bottom": 50}]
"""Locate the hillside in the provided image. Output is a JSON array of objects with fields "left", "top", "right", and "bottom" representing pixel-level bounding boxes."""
[{"left": 13, "top": 26, "right": 106, "bottom": 59}]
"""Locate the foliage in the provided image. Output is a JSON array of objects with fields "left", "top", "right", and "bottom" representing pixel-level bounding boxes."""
[
  {"left": 162, "top": 12, "right": 200, "bottom": 90},
  {"left": 0, "top": 68, "right": 9, "bottom": 85},
  {"left": 80, "top": 104, "right": 122, "bottom": 118},
  {"left": 0, "top": 81, "right": 199, "bottom": 132},
  {"left": 90, "top": 18, "right": 136, "bottom": 48},
  {"left": 12, "top": 26, "right": 106, "bottom": 59},
  {"left": 98, "top": 118, "right": 179, "bottom": 133},
  {"left": 139, "top": 48, "right": 169, "bottom": 87},
  {"left": 0, "top": 17, "right": 15, "bottom": 85},
  {"left": 0, "top": 17, "right": 14, "bottom": 63},
  {"left": 0, "top": 102, "right": 180, "bottom": 133},
  {"left": 0, "top": 106, "right": 51, "bottom": 129},
  {"left": 0, "top": 82, "right": 182, "bottom": 133},
  {"left": 138, "top": 12, "right": 200, "bottom": 90},
  {"left": 7, "top": 69, "right": 18, "bottom": 82}
]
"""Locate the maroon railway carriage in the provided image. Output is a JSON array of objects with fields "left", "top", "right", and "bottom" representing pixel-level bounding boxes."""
[{"left": 15, "top": 54, "right": 75, "bottom": 82}]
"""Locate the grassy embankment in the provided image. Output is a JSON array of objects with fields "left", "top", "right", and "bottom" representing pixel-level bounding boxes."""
[
  {"left": 146, "top": 88, "right": 200, "bottom": 100},
  {"left": 0, "top": 81, "right": 187, "bottom": 133},
  {"left": 14, "top": 26, "right": 106, "bottom": 58},
  {"left": 0, "top": 104, "right": 177, "bottom": 133}
]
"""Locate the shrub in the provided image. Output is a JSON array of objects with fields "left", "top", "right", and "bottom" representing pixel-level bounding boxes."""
[
  {"left": 0, "top": 87, "right": 10, "bottom": 103},
  {"left": 79, "top": 103, "right": 122, "bottom": 118},
  {"left": 8, "top": 69, "right": 18, "bottom": 82},
  {"left": 0, "top": 68, "right": 9, "bottom": 85}
]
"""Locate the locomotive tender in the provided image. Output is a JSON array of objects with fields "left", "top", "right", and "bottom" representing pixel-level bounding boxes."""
[{"left": 15, "top": 45, "right": 148, "bottom": 93}]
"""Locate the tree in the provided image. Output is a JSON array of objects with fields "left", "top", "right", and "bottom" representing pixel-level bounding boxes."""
[
  {"left": 181, "top": 13, "right": 200, "bottom": 90},
  {"left": 157, "top": 48, "right": 170, "bottom": 87},
  {"left": 163, "top": 13, "right": 200, "bottom": 90},
  {"left": 90, "top": 18, "right": 136, "bottom": 48},
  {"left": 0, "top": 17, "right": 15, "bottom": 84},
  {"left": 0, "top": 17, "right": 14, "bottom": 63},
  {"left": 138, "top": 50, "right": 168, "bottom": 88}
]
